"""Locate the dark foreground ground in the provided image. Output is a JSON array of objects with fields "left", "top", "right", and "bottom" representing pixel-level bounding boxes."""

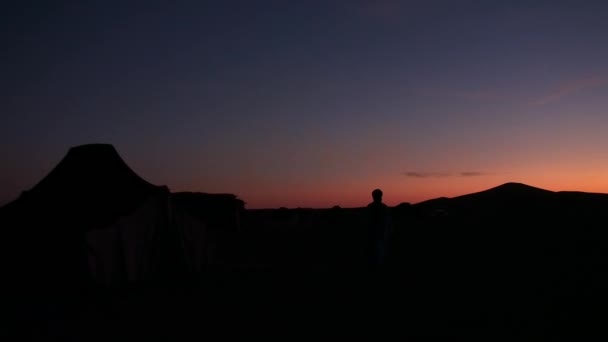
[
  {"left": 7, "top": 249, "right": 608, "bottom": 340},
  {"left": 3, "top": 271, "right": 581, "bottom": 340},
  {"left": 6, "top": 202, "right": 608, "bottom": 339}
]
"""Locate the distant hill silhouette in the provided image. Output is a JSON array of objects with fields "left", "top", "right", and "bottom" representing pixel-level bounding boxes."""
[
  {"left": 417, "top": 182, "right": 552, "bottom": 205},
  {"left": 464, "top": 181, "right": 553, "bottom": 196},
  {"left": 414, "top": 182, "right": 608, "bottom": 219}
]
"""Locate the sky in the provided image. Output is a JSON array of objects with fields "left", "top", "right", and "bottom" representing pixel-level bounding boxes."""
[{"left": 2, "top": 0, "right": 608, "bottom": 208}]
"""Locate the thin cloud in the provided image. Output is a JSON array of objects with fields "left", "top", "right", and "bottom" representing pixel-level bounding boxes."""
[
  {"left": 403, "top": 171, "right": 490, "bottom": 178},
  {"left": 533, "top": 76, "right": 607, "bottom": 105},
  {"left": 403, "top": 172, "right": 450, "bottom": 178},
  {"left": 460, "top": 172, "right": 486, "bottom": 177}
]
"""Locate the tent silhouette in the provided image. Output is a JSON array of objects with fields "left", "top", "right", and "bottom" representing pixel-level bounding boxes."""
[{"left": 0, "top": 144, "right": 210, "bottom": 290}]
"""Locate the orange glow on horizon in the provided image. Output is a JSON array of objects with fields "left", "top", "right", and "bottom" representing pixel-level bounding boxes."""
[{"left": 174, "top": 171, "right": 608, "bottom": 209}]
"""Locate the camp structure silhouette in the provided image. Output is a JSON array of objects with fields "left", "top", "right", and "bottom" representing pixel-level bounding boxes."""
[{"left": 0, "top": 144, "right": 243, "bottom": 290}]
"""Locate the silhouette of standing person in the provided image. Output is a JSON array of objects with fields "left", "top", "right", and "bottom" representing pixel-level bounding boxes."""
[{"left": 366, "top": 189, "right": 392, "bottom": 271}]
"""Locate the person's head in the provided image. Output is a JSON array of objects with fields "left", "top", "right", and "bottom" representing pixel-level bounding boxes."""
[{"left": 372, "top": 189, "right": 383, "bottom": 203}]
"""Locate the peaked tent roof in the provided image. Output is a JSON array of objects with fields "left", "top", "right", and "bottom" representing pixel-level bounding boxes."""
[{"left": 29, "top": 144, "right": 157, "bottom": 194}]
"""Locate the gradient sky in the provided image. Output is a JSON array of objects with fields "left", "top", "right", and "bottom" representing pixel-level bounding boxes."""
[{"left": 2, "top": 0, "right": 608, "bottom": 208}]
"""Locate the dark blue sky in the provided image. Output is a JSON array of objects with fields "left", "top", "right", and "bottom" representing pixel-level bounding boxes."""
[{"left": 2, "top": 1, "right": 608, "bottom": 208}]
